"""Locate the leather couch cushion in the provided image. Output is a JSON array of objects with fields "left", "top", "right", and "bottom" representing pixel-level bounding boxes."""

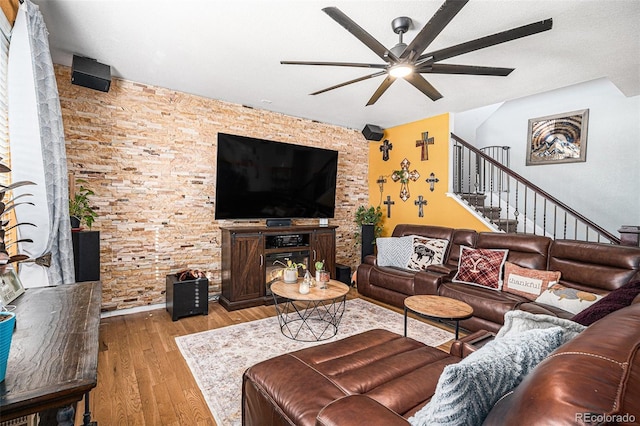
[
  {"left": 549, "top": 239, "right": 640, "bottom": 292},
  {"left": 439, "top": 282, "right": 527, "bottom": 325},
  {"left": 476, "top": 232, "right": 551, "bottom": 270},
  {"left": 243, "top": 329, "right": 460, "bottom": 424}
]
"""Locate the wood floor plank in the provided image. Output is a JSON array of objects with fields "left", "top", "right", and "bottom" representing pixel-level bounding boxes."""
[{"left": 83, "top": 289, "right": 453, "bottom": 425}]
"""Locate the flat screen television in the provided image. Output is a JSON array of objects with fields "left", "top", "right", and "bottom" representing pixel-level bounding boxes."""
[{"left": 214, "top": 133, "right": 338, "bottom": 220}]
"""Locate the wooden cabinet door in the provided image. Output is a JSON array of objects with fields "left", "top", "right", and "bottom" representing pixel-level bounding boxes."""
[
  {"left": 312, "top": 229, "right": 336, "bottom": 278},
  {"left": 230, "top": 233, "right": 264, "bottom": 301}
]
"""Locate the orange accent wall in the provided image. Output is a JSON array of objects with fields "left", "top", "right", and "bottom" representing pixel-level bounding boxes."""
[{"left": 368, "top": 113, "right": 492, "bottom": 236}]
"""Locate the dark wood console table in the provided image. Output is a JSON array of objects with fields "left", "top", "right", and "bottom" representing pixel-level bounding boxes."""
[{"left": 0, "top": 281, "right": 101, "bottom": 424}]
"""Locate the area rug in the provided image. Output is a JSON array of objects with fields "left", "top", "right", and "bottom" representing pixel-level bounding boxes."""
[{"left": 175, "top": 298, "right": 453, "bottom": 426}]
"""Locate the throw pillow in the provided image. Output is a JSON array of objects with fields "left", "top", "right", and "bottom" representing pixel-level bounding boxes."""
[
  {"left": 502, "top": 262, "right": 561, "bottom": 300},
  {"left": 375, "top": 236, "right": 414, "bottom": 268},
  {"left": 535, "top": 283, "right": 603, "bottom": 315},
  {"left": 497, "top": 309, "right": 586, "bottom": 345},
  {"left": 408, "top": 327, "right": 563, "bottom": 426},
  {"left": 452, "top": 246, "right": 509, "bottom": 291},
  {"left": 406, "top": 236, "right": 449, "bottom": 271},
  {"left": 571, "top": 280, "right": 640, "bottom": 326}
]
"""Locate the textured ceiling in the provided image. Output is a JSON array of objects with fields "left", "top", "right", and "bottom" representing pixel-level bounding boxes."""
[{"left": 33, "top": 0, "right": 640, "bottom": 130}]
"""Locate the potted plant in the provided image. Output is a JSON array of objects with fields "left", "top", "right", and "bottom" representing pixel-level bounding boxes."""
[
  {"left": 273, "top": 258, "right": 306, "bottom": 283},
  {"left": 354, "top": 205, "right": 383, "bottom": 263},
  {"left": 69, "top": 179, "right": 97, "bottom": 230}
]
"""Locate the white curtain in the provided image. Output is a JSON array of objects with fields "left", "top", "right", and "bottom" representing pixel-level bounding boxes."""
[{"left": 8, "top": 0, "right": 74, "bottom": 287}]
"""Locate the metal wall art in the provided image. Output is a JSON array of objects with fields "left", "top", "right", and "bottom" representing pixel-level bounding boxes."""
[
  {"left": 384, "top": 195, "right": 395, "bottom": 218},
  {"left": 416, "top": 131, "right": 435, "bottom": 161},
  {"left": 391, "top": 158, "right": 420, "bottom": 202},
  {"left": 526, "top": 109, "right": 589, "bottom": 166},
  {"left": 379, "top": 139, "right": 393, "bottom": 161},
  {"left": 414, "top": 195, "right": 427, "bottom": 217},
  {"left": 425, "top": 172, "right": 440, "bottom": 192}
]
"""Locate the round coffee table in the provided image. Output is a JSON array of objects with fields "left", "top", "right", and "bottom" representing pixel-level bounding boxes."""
[
  {"left": 404, "top": 295, "right": 473, "bottom": 340},
  {"left": 270, "top": 279, "right": 350, "bottom": 342}
]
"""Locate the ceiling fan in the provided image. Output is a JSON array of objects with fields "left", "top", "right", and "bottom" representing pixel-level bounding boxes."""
[{"left": 281, "top": 0, "right": 552, "bottom": 106}]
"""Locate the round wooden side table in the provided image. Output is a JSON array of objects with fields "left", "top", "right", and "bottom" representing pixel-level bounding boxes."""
[{"left": 404, "top": 295, "right": 473, "bottom": 340}]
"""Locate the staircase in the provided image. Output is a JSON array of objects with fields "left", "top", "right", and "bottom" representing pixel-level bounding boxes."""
[
  {"left": 459, "top": 193, "right": 518, "bottom": 233},
  {"left": 451, "top": 133, "right": 620, "bottom": 244}
]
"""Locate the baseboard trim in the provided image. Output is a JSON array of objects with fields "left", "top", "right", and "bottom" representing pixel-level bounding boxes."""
[{"left": 101, "top": 303, "right": 165, "bottom": 318}]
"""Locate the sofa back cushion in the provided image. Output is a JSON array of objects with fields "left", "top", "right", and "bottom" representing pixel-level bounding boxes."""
[
  {"left": 476, "top": 232, "right": 551, "bottom": 270},
  {"left": 549, "top": 240, "right": 640, "bottom": 293},
  {"left": 392, "top": 224, "right": 453, "bottom": 240},
  {"left": 445, "top": 229, "right": 477, "bottom": 268}
]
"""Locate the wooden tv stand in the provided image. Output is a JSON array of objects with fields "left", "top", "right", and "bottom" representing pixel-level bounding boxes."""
[{"left": 219, "top": 225, "right": 337, "bottom": 311}]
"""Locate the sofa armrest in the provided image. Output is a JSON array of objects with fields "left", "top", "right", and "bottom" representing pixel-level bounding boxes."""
[
  {"left": 363, "top": 254, "right": 377, "bottom": 265},
  {"left": 316, "top": 395, "right": 409, "bottom": 426},
  {"left": 414, "top": 270, "right": 445, "bottom": 295},
  {"left": 426, "top": 263, "right": 457, "bottom": 276},
  {"left": 449, "top": 330, "right": 495, "bottom": 358}
]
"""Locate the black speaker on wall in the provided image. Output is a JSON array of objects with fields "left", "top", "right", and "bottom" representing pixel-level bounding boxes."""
[
  {"left": 362, "top": 124, "right": 384, "bottom": 141},
  {"left": 71, "top": 55, "right": 111, "bottom": 92}
]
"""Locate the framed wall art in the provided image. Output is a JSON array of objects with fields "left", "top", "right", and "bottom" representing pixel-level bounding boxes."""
[{"left": 526, "top": 109, "right": 589, "bottom": 166}]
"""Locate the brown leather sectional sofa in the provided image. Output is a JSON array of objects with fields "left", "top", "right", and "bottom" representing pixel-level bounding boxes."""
[
  {"left": 243, "top": 302, "right": 640, "bottom": 425},
  {"left": 357, "top": 224, "right": 640, "bottom": 332},
  {"left": 242, "top": 226, "right": 640, "bottom": 425}
]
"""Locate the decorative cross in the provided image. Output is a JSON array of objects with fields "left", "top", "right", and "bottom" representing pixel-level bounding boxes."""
[
  {"left": 414, "top": 195, "right": 428, "bottom": 217},
  {"left": 383, "top": 196, "right": 395, "bottom": 218},
  {"left": 391, "top": 158, "right": 420, "bottom": 201},
  {"left": 376, "top": 175, "right": 387, "bottom": 194},
  {"left": 425, "top": 172, "right": 440, "bottom": 192},
  {"left": 416, "top": 131, "right": 435, "bottom": 161},
  {"left": 379, "top": 139, "right": 393, "bottom": 161}
]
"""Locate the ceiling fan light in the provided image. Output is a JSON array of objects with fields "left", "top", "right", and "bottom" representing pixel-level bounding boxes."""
[{"left": 389, "top": 64, "right": 413, "bottom": 78}]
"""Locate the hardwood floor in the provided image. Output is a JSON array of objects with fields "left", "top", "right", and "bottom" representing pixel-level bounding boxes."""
[{"left": 79, "top": 290, "right": 453, "bottom": 425}]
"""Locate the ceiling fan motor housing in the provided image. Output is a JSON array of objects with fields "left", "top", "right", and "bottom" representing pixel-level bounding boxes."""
[{"left": 392, "top": 16, "right": 412, "bottom": 34}]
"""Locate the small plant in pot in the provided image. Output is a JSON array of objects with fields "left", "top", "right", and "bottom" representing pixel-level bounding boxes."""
[
  {"left": 273, "top": 258, "right": 306, "bottom": 283},
  {"left": 314, "top": 260, "right": 330, "bottom": 288},
  {"left": 69, "top": 179, "right": 97, "bottom": 230}
]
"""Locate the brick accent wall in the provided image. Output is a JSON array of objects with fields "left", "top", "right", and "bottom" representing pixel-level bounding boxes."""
[{"left": 56, "top": 65, "right": 368, "bottom": 311}]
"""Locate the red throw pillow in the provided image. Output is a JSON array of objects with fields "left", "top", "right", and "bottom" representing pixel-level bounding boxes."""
[
  {"left": 452, "top": 246, "right": 509, "bottom": 291},
  {"left": 502, "top": 262, "right": 561, "bottom": 301}
]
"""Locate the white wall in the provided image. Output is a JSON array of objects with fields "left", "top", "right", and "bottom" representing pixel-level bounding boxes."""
[{"left": 453, "top": 78, "right": 640, "bottom": 237}]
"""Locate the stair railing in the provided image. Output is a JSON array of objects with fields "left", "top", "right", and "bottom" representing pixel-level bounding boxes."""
[{"left": 451, "top": 133, "right": 620, "bottom": 244}]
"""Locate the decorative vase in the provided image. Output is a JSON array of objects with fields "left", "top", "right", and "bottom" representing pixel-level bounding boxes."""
[
  {"left": 283, "top": 268, "right": 298, "bottom": 284},
  {"left": 0, "top": 311, "right": 15, "bottom": 382},
  {"left": 304, "top": 270, "right": 313, "bottom": 287},
  {"left": 318, "top": 270, "right": 330, "bottom": 289}
]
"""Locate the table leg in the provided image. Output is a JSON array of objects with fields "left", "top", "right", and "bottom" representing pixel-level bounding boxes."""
[
  {"left": 404, "top": 306, "right": 408, "bottom": 337},
  {"left": 83, "top": 391, "right": 97, "bottom": 425},
  {"left": 454, "top": 320, "right": 460, "bottom": 340}
]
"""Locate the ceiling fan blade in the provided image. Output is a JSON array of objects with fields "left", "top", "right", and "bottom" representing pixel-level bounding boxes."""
[
  {"left": 418, "top": 18, "right": 553, "bottom": 63},
  {"left": 418, "top": 63, "right": 514, "bottom": 76},
  {"left": 401, "top": 0, "right": 469, "bottom": 60},
  {"left": 322, "top": 7, "right": 398, "bottom": 63},
  {"left": 310, "top": 71, "right": 387, "bottom": 96},
  {"left": 366, "top": 75, "right": 397, "bottom": 106},
  {"left": 281, "top": 60, "right": 387, "bottom": 69},
  {"left": 404, "top": 73, "right": 442, "bottom": 101}
]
